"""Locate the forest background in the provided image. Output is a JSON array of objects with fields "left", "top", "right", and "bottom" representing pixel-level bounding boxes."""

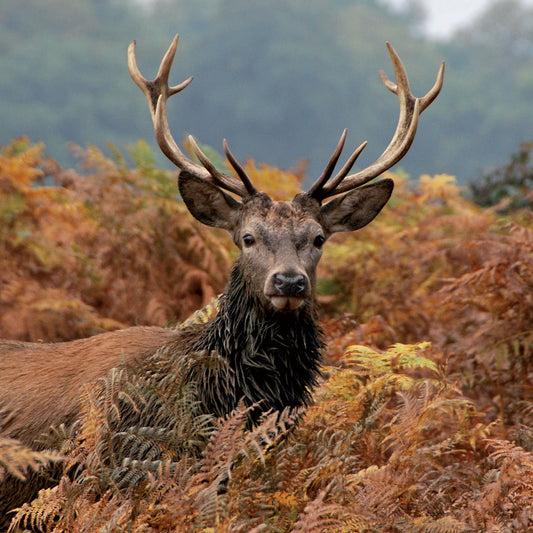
[{"left": 2, "top": 0, "right": 533, "bottom": 184}]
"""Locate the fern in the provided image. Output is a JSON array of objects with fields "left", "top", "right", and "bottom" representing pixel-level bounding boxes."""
[
  {"left": 344, "top": 341, "right": 441, "bottom": 379},
  {"left": 0, "top": 140, "right": 233, "bottom": 342},
  {"left": 4, "top": 141, "right": 533, "bottom": 531},
  {"left": 291, "top": 489, "right": 354, "bottom": 532},
  {"left": 0, "top": 437, "right": 61, "bottom": 482},
  {"left": 397, "top": 516, "right": 472, "bottom": 533},
  {"left": 9, "top": 485, "right": 65, "bottom": 533}
]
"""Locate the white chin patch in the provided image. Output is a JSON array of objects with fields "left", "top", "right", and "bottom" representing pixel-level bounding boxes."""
[{"left": 270, "top": 296, "right": 304, "bottom": 312}]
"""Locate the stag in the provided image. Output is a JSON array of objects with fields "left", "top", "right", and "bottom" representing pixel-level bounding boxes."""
[
  {"left": 126, "top": 34, "right": 443, "bottom": 418},
  {"left": 0, "top": 34, "right": 443, "bottom": 521}
]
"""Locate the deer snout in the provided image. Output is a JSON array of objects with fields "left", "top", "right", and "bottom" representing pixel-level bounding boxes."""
[
  {"left": 273, "top": 273, "right": 307, "bottom": 296},
  {"left": 265, "top": 270, "right": 309, "bottom": 312}
]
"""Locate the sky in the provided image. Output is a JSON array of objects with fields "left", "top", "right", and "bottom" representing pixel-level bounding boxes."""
[{"left": 385, "top": 0, "right": 533, "bottom": 39}]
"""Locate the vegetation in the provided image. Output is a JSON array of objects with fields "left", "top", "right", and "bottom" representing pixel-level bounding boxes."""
[
  {"left": 469, "top": 140, "right": 533, "bottom": 210},
  {"left": 2, "top": 0, "right": 533, "bottom": 183},
  {"left": 0, "top": 138, "right": 232, "bottom": 340},
  {"left": 1, "top": 139, "right": 532, "bottom": 531}
]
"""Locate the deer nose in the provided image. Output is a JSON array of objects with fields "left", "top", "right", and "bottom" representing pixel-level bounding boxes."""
[{"left": 273, "top": 273, "right": 307, "bottom": 296}]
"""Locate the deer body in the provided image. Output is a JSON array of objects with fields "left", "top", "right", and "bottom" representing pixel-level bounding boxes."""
[
  {"left": 0, "top": 34, "right": 444, "bottom": 523},
  {"left": 0, "top": 327, "right": 179, "bottom": 446}
]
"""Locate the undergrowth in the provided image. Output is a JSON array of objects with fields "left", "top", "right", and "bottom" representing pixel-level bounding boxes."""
[
  {"left": 0, "top": 138, "right": 232, "bottom": 340},
  {"left": 8, "top": 343, "right": 531, "bottom": 532},
  {"left": 1, "top": 140, "right": 533, "bottom": 531}
]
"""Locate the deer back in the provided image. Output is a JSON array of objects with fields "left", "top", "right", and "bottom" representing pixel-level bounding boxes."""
[{"left": 0, "top": 326, "right": 179, "bottom": 447}]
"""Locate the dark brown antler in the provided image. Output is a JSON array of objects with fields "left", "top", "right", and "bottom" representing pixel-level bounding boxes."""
[
  {"left": 128, "top": 34, "right": 257, "bottom": 198},
  {"left": 308, "top": 43, "right": 445, "bottom": 202}
]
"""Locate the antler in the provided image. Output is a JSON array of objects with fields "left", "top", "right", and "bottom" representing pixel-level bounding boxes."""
[
  {"left": 308, "top": 43, "right": 445, "bottom": 202},
  {"left": 128, "top": 34, "right": 257, "bottom": 198}
]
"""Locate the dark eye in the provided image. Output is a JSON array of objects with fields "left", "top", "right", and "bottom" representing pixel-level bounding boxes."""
[
  {"left": 313, "top": 235, "right": 325, "bottom": 248},
  {"left": 243, "top": 234, "right": 255, "bottom": 247}
]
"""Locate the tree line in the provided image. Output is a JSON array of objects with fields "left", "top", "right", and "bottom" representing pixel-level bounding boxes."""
[{"left": 1, "top": 0, "right": 532, "bottom": 184}]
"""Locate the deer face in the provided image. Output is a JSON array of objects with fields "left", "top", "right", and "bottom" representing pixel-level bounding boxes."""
[
  {"left": 179, "top": 172, "right": 393, "bottom": 313},
  {"left": 237, "top": 196, "right": 324, "bottom": 312}
]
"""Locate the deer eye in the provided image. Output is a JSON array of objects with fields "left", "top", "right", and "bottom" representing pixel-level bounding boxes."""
[
  {"left": 313, "top": 235, "right": 325, "bottom": 248},
  {"left": 243, "top": 234, "right": 256, "bottom": 247}
]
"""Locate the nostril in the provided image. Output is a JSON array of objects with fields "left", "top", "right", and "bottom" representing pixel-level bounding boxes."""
[
  {"left": 273, "top": 273, "right": 285, "bottom": 290},
  {"left": 294, "top": 275, "right": 306, "bottom": 294},
  {"left": 273, "top": 273, "right": 307, "bottom": 296}
]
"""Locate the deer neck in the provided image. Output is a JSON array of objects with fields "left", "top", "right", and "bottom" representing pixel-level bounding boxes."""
[{"left": 191, "top": 260, "right": 324, "bottom": 417}]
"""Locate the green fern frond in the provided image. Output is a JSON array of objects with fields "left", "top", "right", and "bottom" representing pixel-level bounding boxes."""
[
  {"left": 110, "top": 466, "right": 149, "bottom": 491},
  {"left": 344, "top": 342, "right": 440, "bottom": 377},
  {"left": 94, "top": 366, "right": 134, "bottom": 425},
  {"left": 72, "top": 352, "right": 221, "bottom": 492},
  {"left": 112, "top": 427, "right": 163, "bottom": 463}
]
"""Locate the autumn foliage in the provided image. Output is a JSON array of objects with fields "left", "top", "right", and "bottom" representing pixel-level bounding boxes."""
[
  {"left": 0, "top": 139, "right": 233, "bottom": 341},
  {"left": 1, "top": 139, "right": 533, "bottom": 531}
]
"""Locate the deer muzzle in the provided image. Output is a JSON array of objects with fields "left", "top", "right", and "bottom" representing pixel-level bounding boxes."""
[{"left": 265, "top": 271, "right": 309, "bottom": 312}]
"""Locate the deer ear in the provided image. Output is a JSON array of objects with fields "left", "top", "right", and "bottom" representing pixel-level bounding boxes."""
[
  {"left": 178, "top": 171, "right": 241, "bottom": 231},
  {"left": 320, "top": 179, "right": 393, "bottom": 234}
]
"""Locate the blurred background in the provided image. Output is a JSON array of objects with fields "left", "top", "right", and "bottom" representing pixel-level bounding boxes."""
[{"left": 1, "top": 0, "right": 532, "bottom": 185}]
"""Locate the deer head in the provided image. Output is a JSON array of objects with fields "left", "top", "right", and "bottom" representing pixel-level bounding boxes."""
[{"left": 128, "top": 35, "right": 444, "bottom": 313}]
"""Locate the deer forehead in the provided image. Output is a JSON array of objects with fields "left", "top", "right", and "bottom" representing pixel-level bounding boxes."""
[{"left": 240, "top": 200, "right": 322, "bottom": 241}]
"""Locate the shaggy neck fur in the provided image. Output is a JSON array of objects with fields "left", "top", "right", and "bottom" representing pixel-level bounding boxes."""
[{"left": 182, "top": 260, "right": 324, "bottom": 419}]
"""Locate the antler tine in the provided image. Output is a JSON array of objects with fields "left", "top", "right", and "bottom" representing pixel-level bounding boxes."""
[
  {"left": 420, "top": 60, "right": 445, "bottom": 111},
  {"left": 324, "top": 140, "right": 368, "bottom": 194},
  {"left": 187, "top": 135, "right": 248, "bottom": 197},
  {"left": 128, "top": 35, "right": 193, "bottom": 123},
  {"left": 380, "top": 43, "right": 445, "bottom": 113},
  {"left": 307, "top": 129, "right": 348, "bottom": 198},
  {"left": 316, "top": 43, "right": 444, "bottom": 200},
  {"left": 128, "top": 34, "right": 253, "bottom": 198},
  {"left": 223, "top": 139, "right": 258, "bottom": 196}
]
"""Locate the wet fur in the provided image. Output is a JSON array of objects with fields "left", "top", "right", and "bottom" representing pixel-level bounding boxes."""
[{"left": 174, "top": 260, "right": 324, "bottom": 419}]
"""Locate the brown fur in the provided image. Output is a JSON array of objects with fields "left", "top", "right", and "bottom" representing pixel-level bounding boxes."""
[{"left": 0, "top": 326, "right": 179, "bottom": 447}]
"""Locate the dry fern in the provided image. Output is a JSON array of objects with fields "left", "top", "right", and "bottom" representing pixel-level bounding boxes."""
[
  {"left": 0, "top": 437, "right": 61, "bottom": 482},
  {"left": 3, "top": 139, "right": 533, "bottom": 531},
  {"left": 0, "top": 139, "right": 233, "bottom": 342}
]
